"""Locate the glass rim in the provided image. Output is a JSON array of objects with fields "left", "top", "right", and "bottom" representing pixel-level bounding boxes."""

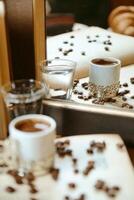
[
  {"left": 40, "top": 58, "right": 77, "bottom": 71},
  {"left": 0, "top": 79, "right": 45, "bottom": 100}
]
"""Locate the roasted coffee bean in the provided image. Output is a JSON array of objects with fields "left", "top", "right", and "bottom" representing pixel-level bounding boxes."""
[
  {"left": 93, "top": 40, "right": 97, "bottom": 42},
  {"left": 116, "top": 143, "right": 125, "bottom": 150},
  {"left": 29, "top": 187, "right": 38, "bottom": 194},
  {"left": 6, "top": 186, "right": 16, "bottom": 193},
  {"left": 130, "top": 77, "right": 134, "bottom": 84},
  {"left": 63, "top": 41, "right": 68, "bottom": 44},
  {"left": 7, "top": 169, "right": 18, "bottom": 176},
  {"left": 49, "top": 167, "right": 59, "bottom": 180},
  {"left": 95, "top": 180, "right": 105, "bottom": 190},
  {"left": 118, "top": 90, "right": 130, "bottom": 96},
  {"left": 92, "top": 99, "right": 105, "bottom": 105},
  {"left": 104, "top": 46, "right": 110, "bottom": 51},
  {"left": 68, "top": 183, "right": 76, "bottom": 189},
  {"left": 74, "top": 90, "right": 78, "bottom": 94},
  {"left": 87, "top": 148, "right": 93, "bottom": 154},
  {"left": 64, "top": 140, "right": 70, "bottom": 145},
  {"left": 78, "top": 95, "right": 83, "bottom": 99},
  {"left": 64, "top": 196, "right": 70, "bottom": 200},
  {"left": 72, "top": 158, "right": 77, "bottom": 165},
  {"left": 83, "top": 161, "right": 94, "bottom": 175},
  {"left": 82, "top": 82, "right": 88, "bottom": 87},
  {"left": 88, "top": 40, "right": 92, "bottom": 43},
  {"left": 81, "top": 52, "right": 86, "bottom": 56},
  {"left": 15, "top": 175, "right": 23, "bottom": 184},
  {"left": 79, "top": 194, "right": 85, "bottom": 200},
  {"left": 58, "top": 48, "right": 62, "bottom": 52},
  {"left": 123, "top": 83, "right": 128, "bottom": 87},
  {"left": 0, "top": 163, "right": 8, "bottom": 167},
  {"left": 70, "top": 35, "right": 75, "bottom": 38},
  {"left": 25, "top": 172, "right": 35, "bottom": 182},
  {"left": 131, "top": 95, "right": 134, "bottom": 99},
  {"left": 107, "top": 35, "right": 111, "bottom": 38},
  {"left": 122, "top": 96, "right": 127, "bottom": 101},
  {"left": 70, "top": 43, "right": 74, "bottom": 46},
  {"left": 95, "top": 35, "right": 99, "bottom": 38},
  {"left": 74, "top": 169, "right": 79, "bottom": 174},
  {"left": 83, "top": 96, "right": 89, "bottom": 101},
  {"left": 86, "top": 36, "right": 90, "bottom": 39}
]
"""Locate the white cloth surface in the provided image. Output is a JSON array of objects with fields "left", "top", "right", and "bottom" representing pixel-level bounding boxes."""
[
  {"left": 47, "top": 26, "right": 134, "bottom": 79},
  {"left": 0, "top": 134, "right": 134, "bottom": 200}
]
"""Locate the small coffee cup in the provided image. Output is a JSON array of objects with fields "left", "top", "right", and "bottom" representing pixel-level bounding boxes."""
[
  {"left": 9, "top": 114, "right": 56, "bottom": 176},
  {"left": 89, "top": 57, "right": 121, "bottom": 99}
]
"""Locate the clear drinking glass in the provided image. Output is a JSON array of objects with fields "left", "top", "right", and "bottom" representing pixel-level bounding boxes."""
[
  {"left": 1, "top": 79, "right": 46, "bottom": 121},
  {"left": 41, "top": 59, "right": 76, "bottom": 100}
]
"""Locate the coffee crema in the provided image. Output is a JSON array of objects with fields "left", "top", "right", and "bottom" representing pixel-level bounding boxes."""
[
  {"left": 92, "top": 58, "right": 118, "bottom": 66},
  {"left": 15, "top": 119, "right": 50, "bottom": 132}
]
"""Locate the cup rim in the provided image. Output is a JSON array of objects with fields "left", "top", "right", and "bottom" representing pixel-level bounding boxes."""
[
  {"left": 89, "top": 57, "right": 121, "bottom": 68},
  {"left": 9, "top": 114, "right": 56, "bottom": 138}
]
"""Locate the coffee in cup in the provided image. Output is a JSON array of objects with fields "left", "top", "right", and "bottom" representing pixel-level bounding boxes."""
[
  {"left": 9, "top": 114, "right": 56, "bottom": 176},
  {"left": 89, "top": 57, "right": 121, "bottom": 99}
]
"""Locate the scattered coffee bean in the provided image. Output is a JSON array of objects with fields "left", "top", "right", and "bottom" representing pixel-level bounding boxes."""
[
  {"left": 104, "top": 46, "right": 110, "bottom": 51},
  {"left": 70, "top": 43, "right": 74, "bottom": 46},
  {"left": 68, "top": 182, "right": 76, "bottom": 189},
  {"left": 81, "top": 51, "right": 86, "bottom": 56},
  {"left": 87, "top": 148, "right": 93, "bottom": 154},
  {"left": 72, "top": 158, "right": 77, "bottom": 165},
  {"left": 88, "top": 40, "right": 92, "bottom": 43},
  {"left": 6, "top": 186, "right": 16, "bottom": 193},
  {"left": 64, "top": 196, "right": 70, "bottom": 200},
  {"left": 78, "top": 95, "right": 83, "bottom": 99},
  {"left": 95, "top": 35, "right": 99, "bottom": 38},
  {"left": 15, "top": 175, "right": 23, "bottom": 184},
  {"left": 58, "top": 48, "right": 62, "bottom": 52},
  {"left": 49, "top": 167, "right": 59, "bottom": 180},
  {"left": 90, "top": 141, "right": 106, "bottom": 152},
  {"left": 29, "top": 187, "right": 38, "bottom": 194},
  {"left": 123, "top": 83, "right": 128, "bottom": 87},
  {"left": 83, "top": 161, "right": 95, "bottom": 176},
  {"left": 122, "top": 96, "right": 127, "bottom": 101},
  {"left": 92, "top": 99, "right": 105, "bottom": 105},
  {"left": 74, "top": 169, "right": 79, "bottom": 174},
  {"left": 81, "top": 82, "right": 88, "bottom": 87},
  {"left": 130, "top": 77, "right": 134, "bottom": 84},
  {"left": 93, "top": 40, "right": 97, "bottom": 42},
  {"left": 131, "top": 95, "right": 134, "bottom": 99},
  {"left": 86, "top": 36, "right": 90, "bottom": 39},
  {"left": 70, "top": 35, "right": 75, "bottom": 38},
  {"left": 116, "top": 143, "right": 125, "bottom": 150},
  {"left": 118, "top": 90, "right": 130, "bottom": 96},
  {"left": 25, "top": 172, "right": 35, "bottom": 182},
  {"left": 63, "top": 41, "right": 68, "bottom": 44},
  {"left": 55, "top": 57, "right": 60, "bottom": 59},
  {"left": 74, "top": 90, "right": 78, "bottom": 94},
  {"left": 107, "top": 35, "right": 111, "bottom": 38},
  {"left": 95, "top": 180, "right": 105, "bottom": 190},
  {"left": 0, "top": 163, "right": 8, "bottom": 168}
]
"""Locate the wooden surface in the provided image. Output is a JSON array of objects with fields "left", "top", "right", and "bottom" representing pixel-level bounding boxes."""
[
  {"left": 0, "top": 1, "right": 11, "bottom": 139},
  {"left": 33, "top": 0, "right": 46, "bottom": 81}
]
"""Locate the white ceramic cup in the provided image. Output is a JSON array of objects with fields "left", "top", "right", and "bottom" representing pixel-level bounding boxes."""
[
  {"left": 89, "top": 57, "right": 121, "bottom": 99},
  {"left": 9, "top": 114, "right": 56, "bottom": 176}
]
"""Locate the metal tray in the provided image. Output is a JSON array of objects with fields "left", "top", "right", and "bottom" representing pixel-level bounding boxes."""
[
  {"left": 42, "top": 65, "right": 134, "bottom": 146},
  {"left": 43, "top": 99, "right": 134, "bottom": 147}
]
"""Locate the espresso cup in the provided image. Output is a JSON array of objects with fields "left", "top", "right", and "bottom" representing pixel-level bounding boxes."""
[
  {"left": 89, "top": 57, "right": 121, "bottom": 99},
  {"left": 9, "top": 114, "right": 56, "bottom": 176}
]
